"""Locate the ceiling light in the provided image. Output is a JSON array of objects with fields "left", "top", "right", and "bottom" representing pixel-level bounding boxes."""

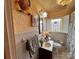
[{"left": 57, "top": 0, "right": 72, "bottom": 6}]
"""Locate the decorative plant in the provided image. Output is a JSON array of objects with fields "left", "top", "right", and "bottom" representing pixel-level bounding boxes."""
[
  {"left": 39, "top": 39, "right": 43, "bottom": 47},
  {"left": 43, "top": 31, "right": 49, "bottom": 41}
]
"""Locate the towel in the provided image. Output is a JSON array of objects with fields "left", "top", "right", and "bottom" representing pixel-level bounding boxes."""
[{"left": 26, "top": 40, "right": 34, "bottom": 58}]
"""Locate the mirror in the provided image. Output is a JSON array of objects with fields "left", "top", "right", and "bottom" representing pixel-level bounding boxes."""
[{"left": 36, "top": 11, "right": 70, "bottom": 34}]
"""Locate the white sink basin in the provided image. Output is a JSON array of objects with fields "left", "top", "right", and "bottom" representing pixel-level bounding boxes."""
[
  {"left": 44, "top": 42, "right": 51, "bottom": 47},
  {"left": 41, "top": 40, "right": 54, "bottom": 52}
]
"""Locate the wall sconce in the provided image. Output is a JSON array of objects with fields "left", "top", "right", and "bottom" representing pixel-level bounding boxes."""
[{"left": 39, "top": 11, "right": 48, "bottom": 18}]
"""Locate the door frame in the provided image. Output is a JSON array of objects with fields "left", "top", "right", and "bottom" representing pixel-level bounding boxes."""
[{"left": 4, "top": 0, "right": 17, "bottom": 59}]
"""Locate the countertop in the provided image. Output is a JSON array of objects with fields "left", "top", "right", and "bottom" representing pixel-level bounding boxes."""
[{"left": 40, "top": 40, "right": 54, "bottom": 52}]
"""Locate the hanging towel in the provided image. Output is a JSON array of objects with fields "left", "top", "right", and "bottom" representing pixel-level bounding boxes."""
[{"left": 26, "top": 40, "right": 34, "bottom": 58}]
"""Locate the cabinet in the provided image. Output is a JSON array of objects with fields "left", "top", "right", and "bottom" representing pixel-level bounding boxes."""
[{"left": 39, "top": 48, "right": 52, "bottom": 59}]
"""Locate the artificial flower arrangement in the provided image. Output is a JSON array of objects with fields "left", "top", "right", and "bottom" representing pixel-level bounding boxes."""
[{"left": 43, "top": 31, "right": 49, "bottom": 41}]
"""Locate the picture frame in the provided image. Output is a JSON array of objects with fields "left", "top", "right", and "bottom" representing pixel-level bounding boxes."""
[{"left": 31, "top": 15, "right": 38, "bottom": 27}]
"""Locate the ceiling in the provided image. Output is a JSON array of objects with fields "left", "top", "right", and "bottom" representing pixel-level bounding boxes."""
[{"left": 29, "top": 0, "right": 75, "bottom": 18}]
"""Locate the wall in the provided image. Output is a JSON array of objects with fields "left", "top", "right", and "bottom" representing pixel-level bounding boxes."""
[
  {"left": 11, "top": 0, "right": 35, "bottom": 34},
  {"left": 11, "top": 0, "right": 38, "bottom": 59},
  {"left": 66, "top": 12, "right": 75, "bottom": 59},
  {"left": 12, "top": 10, "right": 32, "bottom": 34},
  {"left": 15, "top": 31, "right": 38, "bottom": 59},
  {"left": 49, "top": 32, "right": 67, "bottom": 44}
]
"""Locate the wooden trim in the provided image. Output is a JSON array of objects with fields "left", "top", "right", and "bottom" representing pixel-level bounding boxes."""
[
  {"left": 4, "top": 0, "right": 17, "bottom": 59},
  {"left": 4, "top": 18, "right": 10, "bottom": 59},
  {"left": 38, "top": 14, "right": 41, "bottom": 34},
  {"left": 42, "top": 18, "right": 44, "bottom": 32}
]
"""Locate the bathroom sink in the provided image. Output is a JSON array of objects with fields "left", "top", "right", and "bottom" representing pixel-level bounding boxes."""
[
  {"left": 41, "top": 40, "right": 53, "bottom": 52},
  {"left": 44, "top": 42, "right": 51, "bottom": 47}
]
